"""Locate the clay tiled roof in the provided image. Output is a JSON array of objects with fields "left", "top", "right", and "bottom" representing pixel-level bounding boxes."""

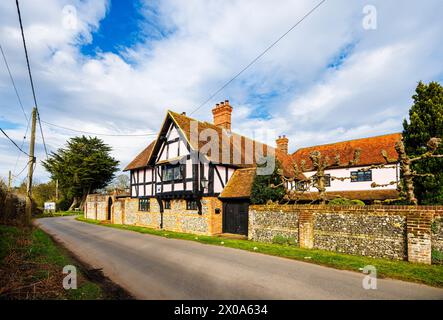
[
  {"left": 169, "top": 111, "right": 270, "bottom": 166},
  {"left": 170, "top": 111, "right": 303, "bottom": 178},
  {"left": 292, "top": 133, "right": 401, "bottom": 171},
  {"left": 293, "top": 189, "right": 400, "bottom": 201},
  {"left": 220, "top": 168, "right": 256, "bottom": 198},
  {"left": 123, "top": 140, "right": 156, "bottom": 171}
]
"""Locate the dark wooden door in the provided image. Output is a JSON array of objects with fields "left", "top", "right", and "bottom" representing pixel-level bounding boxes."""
[
  {"left": 107, "top": 197, "right": 112, "bottom": 220},
  {"left": 223, "top": 201, "right": 249, "bottom": 235}
]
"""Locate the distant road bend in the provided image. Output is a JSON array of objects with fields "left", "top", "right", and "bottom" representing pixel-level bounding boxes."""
[{"left": 36, "top": 216, "right": 443, "bottom": 300}]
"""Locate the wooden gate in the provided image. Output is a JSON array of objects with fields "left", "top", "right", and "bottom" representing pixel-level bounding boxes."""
[{"left": 222, "top": 201, "right": 249, "bottom": 235}]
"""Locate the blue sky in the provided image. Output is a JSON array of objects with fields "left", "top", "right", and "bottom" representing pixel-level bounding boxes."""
[
  {"left": 0, "top": 0, "right": 443, "bottom": 185},
  {"left": 82, "top": 1, "right": 140, "bottom": 56},
  {"left": 81, "top": 1, "right": 145, "bottom": 56},
  {"left": 81, "top": 0, "right": 175, "bottom": 61}
]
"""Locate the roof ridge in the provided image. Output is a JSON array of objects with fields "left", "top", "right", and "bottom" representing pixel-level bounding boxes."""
[{"left": 169, "top": 109, "right": 275, "bottom": 150}]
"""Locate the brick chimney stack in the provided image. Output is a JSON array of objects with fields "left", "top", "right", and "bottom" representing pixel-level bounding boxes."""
[
  {"left": 212, "top": 100, "right": 233, "bottom": 130},
  {"left": 276, "top": 135, "right": 289, "bottom": 154}
]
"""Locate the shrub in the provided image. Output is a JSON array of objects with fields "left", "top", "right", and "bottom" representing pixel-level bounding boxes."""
[
  {"left": 0, "top": 190, "right": 26, "bottom": 225},
  {"left": 287, "top": 237, "right": 297, "bottom": 246},
  {"left": 328, "top": 198, "right": 365, "bottom": 206},
  {"left": 250, "top": 157, "right": 286, "bottom": 204},
  {"left": 432, "top": 249, "right": 443, "bottom": 265},
  {"left": 57, "top": 197, "right": 72, "bottom": 211},
  {"left": 272, "top": 235, "right": 288, "bottom": 245},
  {"left": 272, "top": 235, "right": 297, "bottom": 246}
]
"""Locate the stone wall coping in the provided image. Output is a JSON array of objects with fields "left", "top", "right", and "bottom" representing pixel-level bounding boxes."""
[{"left": 250, "top": 204, "right": 443, "bottom": 216}]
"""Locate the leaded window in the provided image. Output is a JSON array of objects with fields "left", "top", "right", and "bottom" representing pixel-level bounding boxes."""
[
  {"left": 351, "top": 170, "right": 372, "bottom": 182},
  {"left": 139, "top": 198, "right": 149, "bottom": 212}
]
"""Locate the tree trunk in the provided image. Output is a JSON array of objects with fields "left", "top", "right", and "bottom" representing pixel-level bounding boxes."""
[
  {"left": 79, "top": 193, "right": 88, "bottom": 212},
  {"left": 79, "top": 186, "right": 91, "bottom": 212},
  {"left": 68, "top": 197, "right": 79, "bottom": 211},
  {"left": 395, "top": 140, "right": 418, "bottom": 205}
]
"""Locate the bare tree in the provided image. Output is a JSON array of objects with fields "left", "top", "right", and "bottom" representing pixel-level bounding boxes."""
[
  {"left": 394, "top": 137, "right": 441, "bottom": 205},
  {"left": 276, "top": 149, "right": 361, "bottom": 204},
  {"left": 371, "top": 137, "right": 442, "bottom": 205}
]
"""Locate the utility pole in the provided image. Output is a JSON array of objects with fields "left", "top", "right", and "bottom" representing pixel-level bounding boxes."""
[
  {"left": 25, "top": 107, "right": 37, "bottom": 224},
  {"left": 8, "top": 170, "right": 12, "bottom": 191},
  {"left": 55, "top": 179, "right": 58, "bottom": 201}
]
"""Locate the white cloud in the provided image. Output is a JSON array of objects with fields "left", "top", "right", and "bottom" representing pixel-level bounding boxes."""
[{"left": 0, "top": 0, "right": 442, "bottom": 185}]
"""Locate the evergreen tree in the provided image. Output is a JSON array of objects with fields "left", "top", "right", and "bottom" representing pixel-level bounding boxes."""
[
  {"left": 250, "top": 158, "right": 286, "bottom": 204},
  {"left": 403, "top": 81, "right": 443, "bottom": 204},
  {"left": 43, "top": 136, "right": 119, "bottom": 210}
]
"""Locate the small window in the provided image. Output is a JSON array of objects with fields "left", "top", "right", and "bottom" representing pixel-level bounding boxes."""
[
  {"left": 186, "top": 200, "right": 198, "bottom": 211},
  {"left": 351, "top": 170, "right": 372, "bottom": 182},
  {"left": 139, "top": 198, "right": 150, "bottom": 212},
  {"left": 324, "top": 174, "right": 331, "bottom": 187},
  {"left": 294, "top": 181, "right": 308, "bottom": 191},
  {"left": 164, "top": 199, "right": 171, "bottom": 209}
]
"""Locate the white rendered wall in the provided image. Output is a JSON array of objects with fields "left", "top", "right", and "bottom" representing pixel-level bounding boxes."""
[{"left": 303, "top": 164, "right": 399, "bottom": 192}]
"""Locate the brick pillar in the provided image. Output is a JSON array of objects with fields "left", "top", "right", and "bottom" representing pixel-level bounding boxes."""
[
  {"left": 299, "top": 211, "right": 314, "bottom": 249},
  {"left": 407, "top": 212, "right": 432, "bottom": 264}
]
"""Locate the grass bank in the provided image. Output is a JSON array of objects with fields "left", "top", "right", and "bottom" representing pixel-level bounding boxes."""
[
  {"left": 77, "top": 216, "right": 443, "bottom": 288},
  {"left": 0, "top": 224, "right": 130, "bottom": 299}
]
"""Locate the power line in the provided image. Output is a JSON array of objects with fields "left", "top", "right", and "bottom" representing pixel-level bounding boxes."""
[
  {"left": 189, "top": 0, "right": 327, "bottom": 116},
  {"left": 15, "top": 0, "right": 49, "bottom": 159},
  {"left": 1, "top": 39, "right": 31, "bottom": 178},
  {"left": 41, "top": 120, "right": 158, "bottom": 137},
  {"left": 13, "top": 116, "right": 31, "bottom": 175},
  {"left": 13, "top": 159, "right": 31, "bottom": 179},
  {"left": 0, "top": 43, "right": 28, "bottom": 123},
  {"left": 36, "top": 110, "right": 48, "bottom": 157},
  {"left": 0, "top": 127, "right": 30, "bottom": 156}
]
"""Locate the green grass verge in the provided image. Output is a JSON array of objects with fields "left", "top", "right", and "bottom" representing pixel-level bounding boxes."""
[
  {"left": 35, "top": 211, "right": 83, "bottom": 219},
  {"left": 76, "top": 216, "right": 443, "bottom": 288},
  {"left": 0, "top": 224, "right": 103, "bottom": 299}
]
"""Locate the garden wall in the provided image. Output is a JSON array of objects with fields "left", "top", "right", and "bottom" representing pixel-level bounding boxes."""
[{"left": 249, "top": 204, "right": 443, "bottom": 264}]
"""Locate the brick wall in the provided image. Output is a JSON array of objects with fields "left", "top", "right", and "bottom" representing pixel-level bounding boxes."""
[{"left": 249, "top": 204, "right": 443, "bottom": 264}]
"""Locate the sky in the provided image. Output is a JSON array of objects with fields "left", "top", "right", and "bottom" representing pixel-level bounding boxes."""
[{"left": 0, "top": 0, "right": 442, "bottom": 186}]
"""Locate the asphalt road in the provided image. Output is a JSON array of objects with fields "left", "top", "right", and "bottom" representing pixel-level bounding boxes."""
[{"left": 35, "top": 216, "right": 443, "bottom": 300}]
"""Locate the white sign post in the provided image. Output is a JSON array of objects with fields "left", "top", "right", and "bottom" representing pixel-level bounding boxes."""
[{"left": 44, "top": 202, "right": 56, "bottom": 213}]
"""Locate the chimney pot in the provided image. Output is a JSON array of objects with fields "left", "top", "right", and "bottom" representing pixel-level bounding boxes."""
[
  {"left": 212, "top": 99, "right": 233, "bottom": 130},
  {"left": 276, "top": 135, "right": 289, "bottom": 154}
]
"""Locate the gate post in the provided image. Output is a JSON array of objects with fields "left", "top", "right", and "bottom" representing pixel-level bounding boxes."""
[
  {"left": 407, "top": 212, "right": 432, "bottom": 264},
  {"left": 299, "top": 211, "right": 314, "bottom": 249}
]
